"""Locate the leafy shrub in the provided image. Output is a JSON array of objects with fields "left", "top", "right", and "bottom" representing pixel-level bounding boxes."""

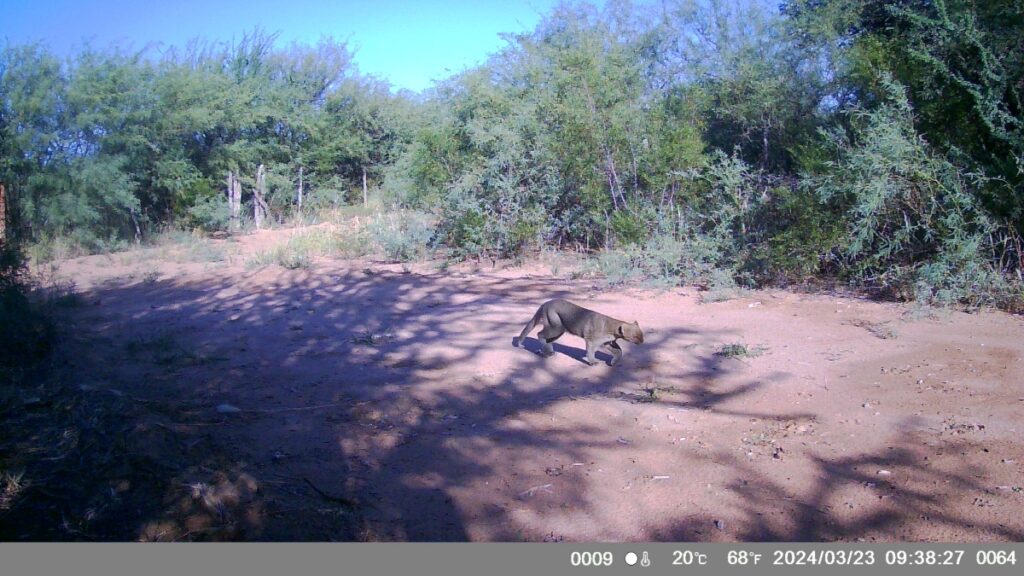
[
  {"left": 610, "top": 209, "right": 649, "bottom": 246},
  {"left": 330, "top": 225, "right": 374, "bottom": 259},
  {"left": 25, "top": 235, "right": 88, "bottom": 263},
  {"left": 0, "top": 242, "right": 53, "bottom": 379},
  {"left": 743, "top": 185, "right": 846, "bottom": 285},
  {"left": 437, "top": 191, "right": 489, "bottom": 260},
  {"left": 300, "top": 179, "right": 349, "bottom": 213},
  {"left": 369, "top": 211, "right": 435, "bottom": 262},
  {"left": 699, "top": 268, "right": 741, "bottom": 303},
  {"left": 591, "top": 247, "right": 644, "bottom": 286},
  {"left": 590, "top": 208, "right": 741, "bottom": 290},
  {"left": 812, "top": 78, "right": 1009, "bottom": 305},
  {"left": 187, "top": 194, "right": 231, "bottom": 232}
]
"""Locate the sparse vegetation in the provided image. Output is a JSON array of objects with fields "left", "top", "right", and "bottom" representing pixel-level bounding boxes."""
[
  {"left": 123, "top": 331, "right": 223, "bottom": 367},
  {"left": 151, "top": 230, "right": 232, "bottom": 264},
  {"left": 247, "top": 244, "right": 312, "bottom": 270},
  {"left": 241, "top": 211, "right": 434, "bottom": 269},
  {"left": 715, "top": 343, "right": 766, "bottom": 359},
  {"left": 349, "top": 328, "right": 395, "bottom": 346},
  {"left": 637, "top": 383, "right": 685, "bottom": 403},
  {"left": 369, "top": 211, "right": 434, "bottom": 263},
  {"left": 848, "top": 319, "right": 898, "bottom": 340}
]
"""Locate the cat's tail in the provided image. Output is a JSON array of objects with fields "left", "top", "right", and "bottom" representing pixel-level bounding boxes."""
[{"left": 514, "top": 308, "right": 542, "bottom": 347}]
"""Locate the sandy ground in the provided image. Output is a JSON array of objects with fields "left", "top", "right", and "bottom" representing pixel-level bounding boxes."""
[{"left": 3, "top": 226, "right": 1023, "bottom": 542}]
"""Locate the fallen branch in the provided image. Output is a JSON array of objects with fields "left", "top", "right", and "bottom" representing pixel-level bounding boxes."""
[
  {"left": 303, "top": 477, "right": 358, "bottom": 508},
  {"left": 518, "top": 483, "right": 553, "bottom": 498},
  {"left": 219, "top": 402, "right": 347, "bottom": 415}
]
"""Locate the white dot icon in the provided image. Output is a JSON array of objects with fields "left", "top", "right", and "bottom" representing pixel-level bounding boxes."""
[{"left": 625, "top": 552, "right": 638, "bottom": 566}]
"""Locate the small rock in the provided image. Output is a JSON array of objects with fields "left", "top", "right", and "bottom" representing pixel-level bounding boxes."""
[
  {"left": 877, "top": 469, "right": 892, "bottom": 476},
  {"left": 714, "top": 519, "right": 726, "bottom": 531},
  {"left": 862, "top": 402, "right": 871, "bottom": 409},
  {"left": 216, "top": 403, "right": 242, "bottom": 414}
]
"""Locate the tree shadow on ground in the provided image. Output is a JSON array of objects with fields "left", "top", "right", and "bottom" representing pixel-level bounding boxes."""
[
  {"left": 2, "top": 261, "right": 1018, "bottom": 542},
  {"left": 647, "top": 432, "right": 1024, "bottom": 541}
]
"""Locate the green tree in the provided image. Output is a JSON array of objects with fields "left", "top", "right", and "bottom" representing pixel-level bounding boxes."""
[{"left": 786, "top": 0, "right": 1024, "bottom": 249}]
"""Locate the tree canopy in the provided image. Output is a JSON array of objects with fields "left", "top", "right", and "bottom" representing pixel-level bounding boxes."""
[{"left": 2, "top": 1, "right": 1021, "bottom": 306}]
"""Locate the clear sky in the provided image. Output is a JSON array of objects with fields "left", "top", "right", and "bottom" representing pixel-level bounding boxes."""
[{"left": 2, "top": 0, "right": 563, "bottom": 92}]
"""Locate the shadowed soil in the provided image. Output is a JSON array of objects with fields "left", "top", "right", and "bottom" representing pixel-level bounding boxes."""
[{"left": 2, "top": 227, "right": 1022, "bottom": 541}]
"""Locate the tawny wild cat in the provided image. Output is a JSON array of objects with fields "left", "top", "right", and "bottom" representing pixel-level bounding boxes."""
[{"left": 515, "top": 299, "right": 644, "bottom": 366}]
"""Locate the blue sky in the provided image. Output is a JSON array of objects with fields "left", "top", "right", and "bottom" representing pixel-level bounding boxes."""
[{"left": 3, "top": 0, "right": 563, "bottom": 92}]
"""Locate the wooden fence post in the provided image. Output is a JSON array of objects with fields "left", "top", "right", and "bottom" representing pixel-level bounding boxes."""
[
  {"left": 362, "top": 166, "right": 368, "bottom": 206},
  {"left": 253, "top": 164, "right": 269, "bottom": 230},
  {"left": 226, "top": 172, "right": 242, "bottom": 232},
  {"left": 233, "top": 175, "right": 242, "bottom": 232}
]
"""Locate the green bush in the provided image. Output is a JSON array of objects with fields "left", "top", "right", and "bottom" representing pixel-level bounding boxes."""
[
  {"left": 187, "top": 194, "right": 231, "bottom": 232},
  {"left": 610, "top": 209, "right": 649, "bottom": 246},
  {"left": 0, "top": 242, "right": 53, "bottom": 379},
  {"left": 369, "top": 211, "right": 435, "bottom": 262},
  {"left": 812, "top": 78, "right": 1010, "bottom": 306},
  {"left": 592, "top": 247, "right": 644, "bottom": 286},
  {"left": 743, "top": 186, "right": 845, "bottom": 285},
  {"left": 438, "top": 194, "right": 489, "bottom": 260},
  {"left": 590, "top": 206, "right": 742, "bottom": 290}
]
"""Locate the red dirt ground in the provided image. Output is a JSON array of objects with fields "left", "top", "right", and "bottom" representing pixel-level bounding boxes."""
[{"left": 4, "top": 227, "right": 1022, "bottom": 541}]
